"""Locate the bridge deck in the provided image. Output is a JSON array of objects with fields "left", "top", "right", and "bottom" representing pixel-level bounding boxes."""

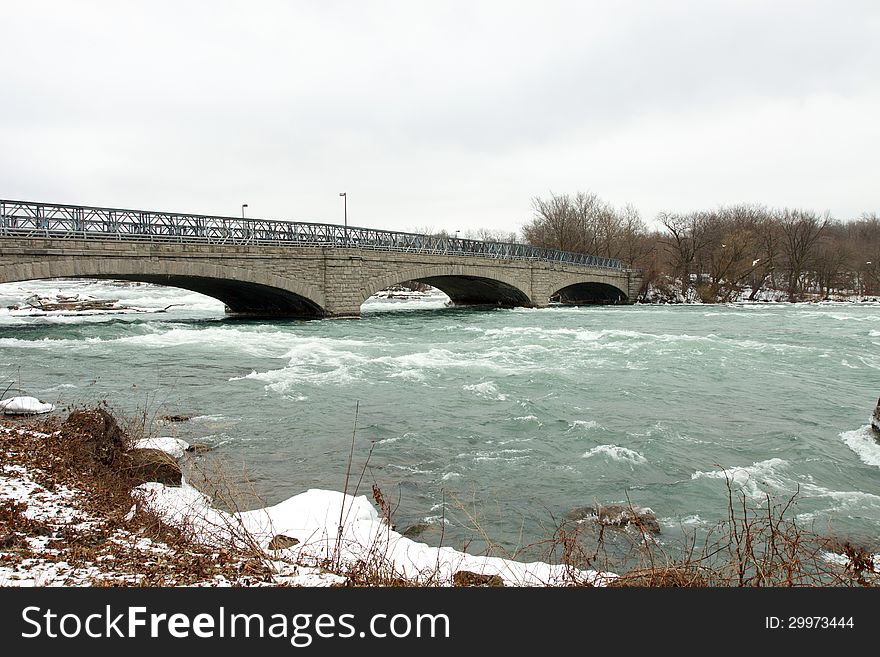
[{"left": 0, "top": 199, "right": 625, "bottom": 271}]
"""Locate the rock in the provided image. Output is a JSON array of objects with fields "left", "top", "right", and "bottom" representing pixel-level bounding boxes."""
[
  {"left": 609, "top": 566, "right": 705, "bottom": 587},
  {"left": 0, "top": 396, "right": 54, "bottom": 415},
  {"left": 564, "top": 504, "right": 661, "bottom": 535},
  {"left": 267, "top": 534, "right": 300, "bottom": 550},
  {"left": 63, "top": 408, "right": 127, "bottom": 465},
  {"left": 871, "top": 397, "right": 880, "bottom": 436},
  {"left": 133, "top": 436, "right": 190, "bottom": 459},
  {"left": 452, "top": 571, "right": 504, "bottom": 587},
  {"left": 160, "top": 414, "right": 191, "bottom": 423},
  {"left": 563, "top": 505, "right": 598, "bottom": 522},
  {"left": 0, "top": 533, "right": 24, "bottom": 549},
  {"left": 186, "top": 443, "right": 213, "bottom": 454},
  {"left": 120, "top": 448, "right": 182, "bottom": 486},
  {"left": 400, "top": 522, "right": 431, "bottom": 538}
]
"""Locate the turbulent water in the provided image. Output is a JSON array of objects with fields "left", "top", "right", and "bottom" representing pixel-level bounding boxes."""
[{"left": 2, "top": 279, "right": 879, "bottom": 557}]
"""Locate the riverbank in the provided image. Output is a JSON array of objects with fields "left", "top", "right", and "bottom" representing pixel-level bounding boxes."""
[
  {"left": 0, "top": 414, "right": 346, "bottom": 586},
  {"left": 637, "top": 280, "right": 880, "bottom": 304},
  {"left": 0, "top": 410, "right": 612, "bottom": 587}
]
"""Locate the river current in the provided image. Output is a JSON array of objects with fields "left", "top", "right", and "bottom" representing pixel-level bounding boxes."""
[{"left": 1, "top": 279, "right": 878, "bottom": 557}]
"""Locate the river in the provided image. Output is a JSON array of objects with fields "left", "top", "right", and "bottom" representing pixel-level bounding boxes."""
[{"left": 1, "top": 279, "right": 878, "bottom": 558}]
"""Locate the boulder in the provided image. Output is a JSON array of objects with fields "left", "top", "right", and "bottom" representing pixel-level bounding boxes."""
[
  {"left": 400, "top": 522, "right": 431, "bottom": 539},
  {"left": 564, "top": 504, "right": 661, "bottom": 535},
  {"left": 610, "top": 566, "right": 705, "bottom": 587},
  {"left": 871, "top": 397, "right": 880, "bottom": 436},
  {"left": 0, "top": 396, "right": 54, "bottom": 416},
  {"left": 452, "top": 570, "right": 504, "bottom": 587},
  {"left": 0, "top": 533, "right": 24, "bottom": 549},
  {"left": 63, "top": 408, "right": 127, "bottom": 465},
  {"left": 160, "top": 414, "right": 192, "bottom": 423},
  {"left": 133, "top": 436, "right": 190, "bottom": 459},
  {"left": 120, "top": 448, "right": 182, "bottom": 486},
  {"left": 267, "top": 534, "right": 300, "bottom": 550}
]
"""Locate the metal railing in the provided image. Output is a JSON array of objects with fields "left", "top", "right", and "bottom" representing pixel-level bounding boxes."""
[{"left": 0, "top": 199, "right": 625, "bottom": 270}]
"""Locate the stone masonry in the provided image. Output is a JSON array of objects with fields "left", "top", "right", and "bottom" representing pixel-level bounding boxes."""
[{"left": 0, "top": 238, "right": 641, "bottom": 318}]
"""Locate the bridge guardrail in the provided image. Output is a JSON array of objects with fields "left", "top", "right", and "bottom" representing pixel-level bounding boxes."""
[{"left": 0, "top": 199, "right": 625, "bottom": 271}]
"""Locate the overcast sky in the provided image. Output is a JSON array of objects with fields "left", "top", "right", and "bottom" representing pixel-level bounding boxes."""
[{"left": 1, "top": 1, "right": 877, "bottom": 234}]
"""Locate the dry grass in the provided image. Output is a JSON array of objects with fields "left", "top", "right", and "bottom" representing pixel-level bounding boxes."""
[
  {"left": 0, "top": 409, "right": 278, "bottom": 585},
  {"left": 435, "top": 476, "right": 879, "bottom": 587}
]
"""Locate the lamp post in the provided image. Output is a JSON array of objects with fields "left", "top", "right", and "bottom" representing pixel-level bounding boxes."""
[
  {"left": 339, "top": 192, "right": 347, "bottom": 244},
  {"left": 241, "top": 203, "right": 248, "bottom": 219}
]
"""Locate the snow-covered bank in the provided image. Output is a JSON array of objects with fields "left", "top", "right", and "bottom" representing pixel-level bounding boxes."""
[
  {"left": 638, "top": 279, "right": 880, "bottom": 304},
  {"left": 2, "top": 417, "right": 610, "bottom": 587},
  {"left": 136, "top": 481, "right": 611, "bottom": 587},
  {"left": 0, "top": 422, "right": 343, "bottom": 587}
]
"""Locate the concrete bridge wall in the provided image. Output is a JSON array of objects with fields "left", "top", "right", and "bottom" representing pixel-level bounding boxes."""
[{"left": 0, "top": 238, "right": 642, "bottom": 318}]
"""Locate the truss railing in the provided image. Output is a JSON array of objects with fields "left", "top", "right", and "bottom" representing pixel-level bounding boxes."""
[{"left": 0, "top": 199, "right": 625, "bottom": 271}]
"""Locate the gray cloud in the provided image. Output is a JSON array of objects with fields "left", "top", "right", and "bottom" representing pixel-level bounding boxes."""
[{"left": 1, "top": 0, "right": 877, "bottom": 234}]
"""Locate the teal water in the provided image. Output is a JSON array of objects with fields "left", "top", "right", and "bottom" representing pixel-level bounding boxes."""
[{"left": 2, "top": 280, "right": 879, "bottom": 556}]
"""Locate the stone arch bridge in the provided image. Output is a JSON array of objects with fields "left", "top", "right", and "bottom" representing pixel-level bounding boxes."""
[{"left": 0, "top": 200, "right": 641, "bottom": 318}]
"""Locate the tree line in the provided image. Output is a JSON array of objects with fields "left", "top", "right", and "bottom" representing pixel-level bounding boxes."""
[{"left": 519, "top": 192, "right": 880, "bottom": 301}]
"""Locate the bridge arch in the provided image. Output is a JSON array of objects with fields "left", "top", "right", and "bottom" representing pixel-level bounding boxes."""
[
  {"left": 362, "top": 265, "right": 533, "bottom": 308},
  {"left": 550, "top": 277, "right": 628, "bottom": 305},
  {"left": 0, "top": 259, "right": 326, "bottom": 318}
]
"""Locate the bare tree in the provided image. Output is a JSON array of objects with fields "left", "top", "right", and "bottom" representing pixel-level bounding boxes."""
[
  {"left": 699, "top": 207, "right": 765, "bottom": 302},
  {"left": 779, "top": 209, "right": 830, "bottom": 301},
  {"left": 658, "top": 211, "right": 713, "bottom": 289},
  {"left": 843, "top": 213, "right": 880, "bottom": 296},
  {"left": 618, "top": 204, "right": 654, "bottom": 269},
  {"left": 747, "top": 211, "right": 782, "bottom": 299},
  {"left": 522, "top": 193, "right": 581, "bottom": 251},
  {"left": 523, "top": 191, "right": 648, "bottom": 263},
  {"left": 464, "top": 228, "right": 520, "bottom": 243}
]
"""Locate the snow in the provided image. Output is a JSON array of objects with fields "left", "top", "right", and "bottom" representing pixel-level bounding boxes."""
[
  {"left": 0, "top": 424, "right": 344, "bottom": 587},
  {"left": 0, "top": 396, "right": 54, "bottom": 415},
  {"left": 133, "top": 435, "right": 190, "bottom": 459},
  {"left": 135, "top": 483, "right": 613, "bottom": 586}
]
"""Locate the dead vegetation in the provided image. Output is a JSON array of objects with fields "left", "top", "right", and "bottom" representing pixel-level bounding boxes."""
[{"left": 0, "top": 410, "right": 280, "bottom": 586}]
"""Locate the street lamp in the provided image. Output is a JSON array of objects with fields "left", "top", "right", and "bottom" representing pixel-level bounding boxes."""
[
  {"left": 241, "top": 203, "right": 248, "bottom": 219},
  {"left": 339, "top": 192, "right": 347, "bottom": 244}
]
